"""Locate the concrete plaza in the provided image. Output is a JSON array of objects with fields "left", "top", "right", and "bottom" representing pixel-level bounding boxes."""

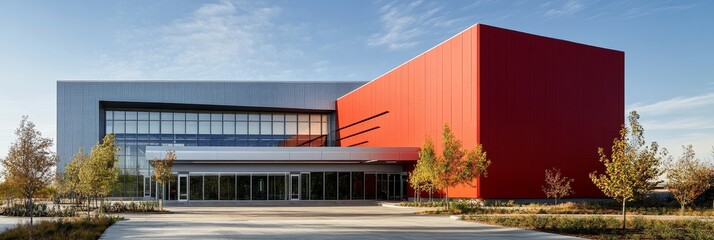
[{"left": 100, "top": 205, "right": 581, "bottom": 239}]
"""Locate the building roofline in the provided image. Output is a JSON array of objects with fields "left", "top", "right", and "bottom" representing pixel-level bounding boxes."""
[
  {"left": 336, "top": 23, "right": 624, "bottom": 101},
  {"left": 57, "top": 80, "right": 368, "bottom": 84}
]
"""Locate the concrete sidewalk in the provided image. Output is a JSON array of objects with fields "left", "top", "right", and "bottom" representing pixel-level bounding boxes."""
[{"left": 101, "top": 206, "right": 581, "bottom": 239}]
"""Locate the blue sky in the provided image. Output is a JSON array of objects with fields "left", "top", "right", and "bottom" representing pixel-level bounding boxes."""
[{"left": 0, "top": 0, "right": 712, "bottom": 161}]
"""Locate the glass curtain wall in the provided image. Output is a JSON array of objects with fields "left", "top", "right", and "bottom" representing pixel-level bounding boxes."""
[
  {"left": 162, "top": 172, "right": 404, "bottom": 201},
  {"left": 105, "top": 110, "right": 330, "bottom": 197}
]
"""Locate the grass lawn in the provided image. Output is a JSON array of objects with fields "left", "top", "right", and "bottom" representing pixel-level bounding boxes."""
[
  {"left": 464, "top": 215, "right": 714, "bottom": 240},
  {"left": 0, "top": 216, "right": 120, "bottom": 240}
]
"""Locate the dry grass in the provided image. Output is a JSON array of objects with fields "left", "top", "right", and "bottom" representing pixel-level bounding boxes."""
[{"left": 0, "top": 215, "right": 120, "bottom": 240}]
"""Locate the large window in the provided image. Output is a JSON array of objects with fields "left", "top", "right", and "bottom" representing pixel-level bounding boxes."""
[
  {"left": 252, "top": 174, "right": 268, "bottom": 200},
  {"left": 352, "top": 172, "right": 364, "bottom": 200},
  {"left": 268, "top": 174, "right": 286, "bottom": 200},
  {"left": 310, "top": 172, "right": 324, "bottom": 200},
  {"left": 160, "top": 171, "right": 403, "bottom": 201},
  {"left": 237, "top": 175, "right": 251, "bottom": 200},
  {"left": 105, "top": 109, "right": 331, "bottom": 197},
  {"left": 338, "top": 172, "right": 351, "bottom": 200},
  {"left": 204, "top": 175, "right": 219, "bottom": 200},
  {"left": 190, "top": 175, "right": 203, "bottom": 201},
  {"left": 324, "top": 172, "right": 338, "bottom": 200},
  {"left": 220, "top": 174, "right": 236, "bottom": 200}
]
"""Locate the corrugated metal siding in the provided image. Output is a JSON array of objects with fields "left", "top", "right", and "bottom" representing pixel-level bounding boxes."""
[{"left": 56, "top": 81, "right": 365, "bottom": 172}]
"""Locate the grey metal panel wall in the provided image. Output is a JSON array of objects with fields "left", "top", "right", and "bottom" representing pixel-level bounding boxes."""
[
  {"left": 171, "top": 163, "right": 402, "bottom": 173},
  {"left": 56, "top": 81, "right": 365, "bottom": 172}
]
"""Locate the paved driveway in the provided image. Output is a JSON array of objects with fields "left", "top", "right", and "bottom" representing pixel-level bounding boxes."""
[{"left": 101, "top": 206, "right": 581, "bottom": 239}]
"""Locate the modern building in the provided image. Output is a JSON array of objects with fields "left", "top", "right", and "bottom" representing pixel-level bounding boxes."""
[{"left": 57, "top": 24, "right": 623, "bottom": 201}]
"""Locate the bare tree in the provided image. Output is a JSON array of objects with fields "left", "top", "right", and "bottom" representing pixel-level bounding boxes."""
[
  {"left": 2, "top": 116, "right": 57, "bottom": 236},
  {"left": 542, "top": 168, "right": 574, "bottom": 204}
]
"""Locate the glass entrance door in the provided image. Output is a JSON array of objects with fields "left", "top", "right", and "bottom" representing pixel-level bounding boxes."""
[
  {"left": 178, "top": 174, "right": 188, "bottom": 201},
  {"left": 290, "top": 174, "right": 300, "bottom": 200},
  {"left": 144, "top": 177, "right": 151, "bottom": 197}
]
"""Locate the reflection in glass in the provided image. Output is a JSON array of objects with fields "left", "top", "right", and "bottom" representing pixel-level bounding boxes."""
[
  {"left": 149, "top": 121, "right": 160, "bottom": 134},
  {"left": 190, "top": 175, "right": 203, "bottom": 200},
  {"left": 199, "top": 121, "right": 210, "bottom": 134},
  {"left": 324, "top": 172, "right": 337, "bottom": 200},
  {"left": 219, "top": 174, "right": 235, "bottom": 200},
  {"left": 161, "top": 121, "right": 173, "bottom": 134},
  {"left": 186, "top": 121, "right": 198, "bottom": 134},
  {"left": 301, "top": 173, "right": 310, "bottom": 200},
  {"left": 338, "top": 172, "right": 350, "bottom": 200},
  {"left": 268, "top": 174, "right": 286, "bottom": 200},
  {"left": 204, "top": 175, "right": 218, "bottom": 200},
  {"left": 169, "top": 174, "right": 178, "bottom": 200},
  {"left": 211, "top": 121, "right": 222, "bottom": 134},
  {"left": 251, "top": 174, "right": 267, "bottom": 200},
  {"left": 310, "top": 172, "right": 323, "bottom": 200},
  {"left": 105, "top": 108, "right": 333, "bottom": 197},
  {"left": 352, "top": 172, "right": 364, "bottom": 200},
  {"left": 365, "top": 174, "right": 376, "bottom": 199},
  {"left": 237, "top": 175, "right": 250, "bottom": 200}
]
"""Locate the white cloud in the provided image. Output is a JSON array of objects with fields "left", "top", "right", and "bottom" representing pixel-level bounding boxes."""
[
  {"left": 82, "top": 0, "right": 318, "bottom": 80},
  {"left": 629, "top": 91, "right": 714, "bottom": 164},
  {"left": 368, "top": 0, "right": 466, "bottom": 51},
  {"left": 544, "top": 0, "right": 583, "bottom": 17},
  {"left": 628, "top": 92, "right": 714, "bottom": 116}
]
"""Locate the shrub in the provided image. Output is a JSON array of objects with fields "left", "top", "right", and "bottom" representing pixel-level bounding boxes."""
[
  {"left": 0, "top": 215, "right": 120, "bottom": 240},
  {"left": 399, "top": 201, "right": 447, "bottom": 207},
  {"left": 0, "top": 202, "right": 76, "bottom": 217},
  {"left": 464, "top": 215, "right": 714, "bottom": 239},
  {"left": 99, "top": 201, "right": 163, "bottom": 213}
]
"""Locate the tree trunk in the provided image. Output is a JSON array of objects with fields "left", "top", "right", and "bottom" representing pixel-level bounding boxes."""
[
  {"left": 681, "top": 204, "right": 685, "bottom": 216},
  {"left": 429, "top": 191, "right": 433, "bottom": 202},
  {"left": 87, "top": 196, "right": 91, "bottom": 218},
  {"left": 555, "top": 198, "right": 558, "bottom": 205},
  {"left": 29, "top": 194, "right": 34, "bottom": 240},
  {"left": 622, "top": 199, "right": 627, "bottom": 229},
  {"left": 445, "top": 187, "right": 450, "bottom": 210}
]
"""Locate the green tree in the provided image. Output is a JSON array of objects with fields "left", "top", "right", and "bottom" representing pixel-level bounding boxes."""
[
  {"left": 63, "top": 149, "right": 87, "bottom": 206},
  {"left": 589, "top": 111, "right": 665, "bottom": 229},
  {"left": 151, "top": 151, "right": 176, "bottom": 210},
  {"left": 460, "top": 144, "right": 491, "bottom": 189},
  {"left": 435, "top": 123, "right": 490, "bottom": 209},
  {"left": 2, "top": 116, "right": 58, "bottom": 235},
  {"left": 435, "top": 124, "right": 464, "bottom": 208},
  {"left": 410, "top": 137, "right": 438, "bottom": 202},
  {"left": 542, "top": 168, "right": 574, "bottom": 204},
  {"left": 77, "top": 134, "right": 120, "bottom": 217},
  {"left": 666, "top": 145, "right": 710, "bottom": 215},
  {"left": 0, "top": 180, "right": 18, "bottom": 207}
]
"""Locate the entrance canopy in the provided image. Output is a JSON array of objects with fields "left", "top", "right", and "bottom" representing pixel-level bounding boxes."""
[{"left": 146, "top": 146, "right": 419, "bottom": 164}]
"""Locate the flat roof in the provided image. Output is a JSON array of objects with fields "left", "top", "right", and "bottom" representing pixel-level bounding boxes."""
[{"left": 146, "top": 146, "right": 419, "bottom": 164}]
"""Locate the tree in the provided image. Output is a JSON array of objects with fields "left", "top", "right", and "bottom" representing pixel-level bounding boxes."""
[
  {"left": 542, "top": 168, "right": 574, "bottom": 204},
  {"left": 62, "top": 149, "right": 87, "bottom": 206},
  {"left": 666, "top": 145, "right": 710, "bottom": 215},
  {"left": 460, "top": 144, "right": 491, "bottom": 188},
  {"left": 151, "top": 151, "right": 176, "bottom": 210},
  {"left": 590, "top": 111, "right": 665, "bottom": 229},
  {"left": 435, "top": 124, "right": 465, "bottom": 208},
  {"left": 2, "top": 116, "right": 57, "bottom": 234},
  {"left": 434, "top": 123, "right": 491, "bottom": 209},
  {"left": 410, "top": 137, "right": 439, "bottom": 202},
  {"left": 77, "top": 134, "right": 120, "bottom": 217}
]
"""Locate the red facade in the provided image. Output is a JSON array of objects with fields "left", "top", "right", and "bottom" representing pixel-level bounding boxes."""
[{"left": 336, "top": 24, "right": 624, "bottom": 199}]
